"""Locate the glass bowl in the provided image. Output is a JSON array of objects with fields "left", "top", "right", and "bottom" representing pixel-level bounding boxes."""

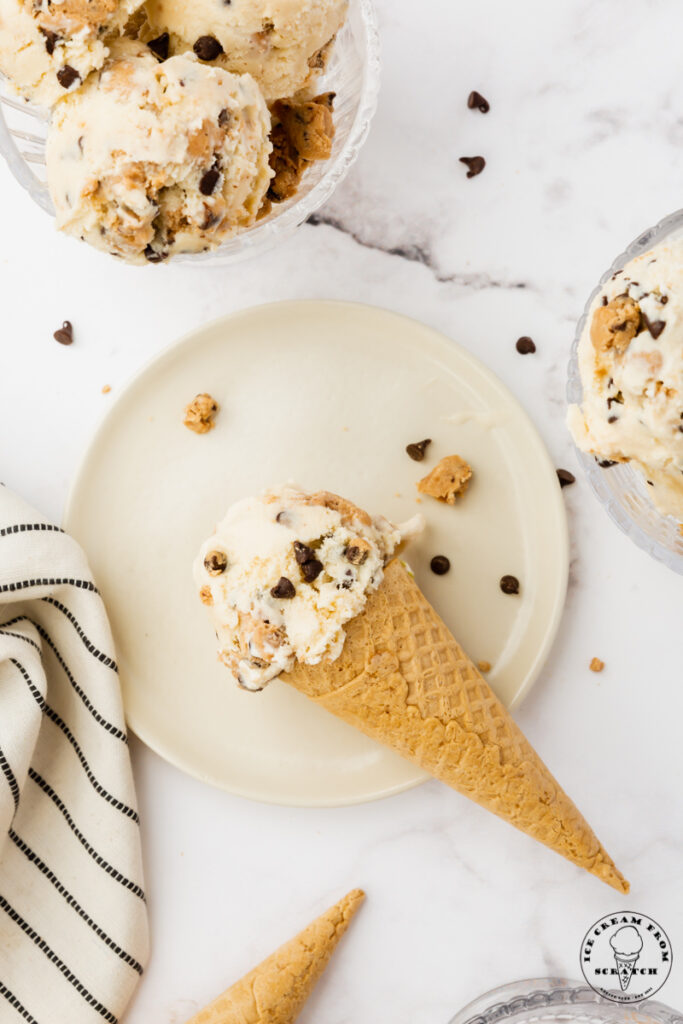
[
  {"left": 567, "top": 209, "right": 683, "bottom": 574},
  {"left": 0, "top": 0, "right": 380, "bottom": 264},
  {"left": 450, "top": 978, "right": 683, "bottom": 1024}
]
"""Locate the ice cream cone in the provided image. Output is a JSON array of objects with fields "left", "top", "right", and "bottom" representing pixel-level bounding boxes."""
[
  {"left": 284, "top": 560, "right": 628, "bottom": 892},
  {"left": 614, "top": 952, "right": 640, "bottom": 990},
  {"left": 185, "top": 889, "right": 364, "bottom": 1024}
]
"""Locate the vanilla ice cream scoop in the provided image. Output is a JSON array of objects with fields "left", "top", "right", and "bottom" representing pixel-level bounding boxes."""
[
  {"left": 46, "top": 39, "right": 272, "bottom": 263},
  {"left": 0, "top": 0, "right": 142, "bottom": 107},
  {"left": 610, "top": 925, "right": 643, "bottom": 957},
  {"left": 568, "top": 239, "right": 683, "bottom": 519},
  {"left": 139, "top": 0, "right": 347, "bottom": 101},
  {"left": 194, "top": 485, "right": 424, "bottom": 690}
]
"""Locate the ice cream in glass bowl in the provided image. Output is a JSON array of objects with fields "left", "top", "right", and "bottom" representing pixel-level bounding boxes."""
[
  {"left": 0, "top": 0, "right": 379, "bottom": 264},
  {"left": 567, "top": 210, "right": 683, "bottom": 574}
]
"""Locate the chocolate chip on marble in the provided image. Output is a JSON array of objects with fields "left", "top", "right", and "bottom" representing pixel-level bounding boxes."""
[
  {"left": 57, "top": 65, "right": 80, "bottom": 89},
  {"left": 406, "top": 438, "right": 432, "bottom": 462},
  {"left": 515, "top": 335, "right": 536, "bottom": 354},
  {"left": 499, "top": 574, "right": 520, "bottom": 595},
  {"left": 204, "top": 550, "right": 228, "bottom": 575},
  {"left": 556, "top": 469, "right": 575, "bottom": 488},
  {"left": 53, "top": 320, "right": 73, "bottom": 345},
  {"left": 147, "top": 32, "right": 169, "bottom": 60},
  {"left": 430, "top": 555, "right": 450, "bottom": 575},
  {"left": 459, "top": 155, "right": 486, "bottom": 178},
  {"left": 270, "top": 577, "right": 296, "bottom": 599},
  {"left": 199, "top": 167, "right": 220, "bottom": 196},
  {"left": 301, "top": 558, "right": 323, "bottom": 582},
  {"left": 194, "top": 35, "right": 224, "bottom": 60},
  {"left": 467, "top": 90, "right": 490, "bottom": 113}
]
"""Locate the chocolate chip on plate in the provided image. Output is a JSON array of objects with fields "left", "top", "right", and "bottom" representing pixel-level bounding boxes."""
[
  {"left": 556, "top": 469, "right": 575, "bottom": 488},
  {"left": 499, "top": 574, "right": 520, "bottom": 595},
  {"left": 270, "top": 577, "right": 296, "bottom": 599},
  {"left": 301, "top": 558, "right": 323, "bottom": 582},
  {"left": 459, "top": 155, "right": 486, "bottom": 178},
  {"left": 56, "top": 65, "right": 80, "bottom": 89},
  {"left": 204, "top": 550, "right": 228, "bottom": 575},
  {"left": 430, "top": 555, "right": 450, "bottom": 575},
  {"left": 53, "top": 320, "right": 73, "bottom": 345},
  {"left": 194, "top": 35, "right": 224, "bottom": 60},
  {"left": 406, "top": 438, "right": 432, "bottom": 462},
  {"left": 147, "top": 32, "right": 170, "bottom": 60},
  {"left": 515, "top": 336, "right": 536, "bottom": 354},
  {"left": 467, "top": 90, "right": 490, "bottom": 113},
  {"left": 199, "top": 167, "right": 220, "bottom": 196}
]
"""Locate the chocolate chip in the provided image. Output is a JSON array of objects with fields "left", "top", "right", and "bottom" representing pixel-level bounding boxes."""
[
  {"left": 57, "top": 65, "right": 80, "bottom": 89},
  {"left": 147, "top": 32, "right": 169, "bottom": 60},
  {"left": 143, "top": 245, "right": 167, "bottom": 263},
  {"left": 406, "top": 438, "right": 432, "bottom": 461},
  {"left": 556, "top": 469, "right": 575, "bottom": 488},
  {"left": 597, "top": 458, "right": 617, "bottom": 468},
  {"left": 301, "top": 558, "right": 323, "bottom": 582},
  {"left": 660, "top": 295, "right": 669, "bottom": 305},
  {"left": 601, "top": 296, "right": 608, "bottom": 306},
  {"left": 500, "top": 574, "right": 520, "bottom": 595},
  {"left": 41, "top": 29, "right": 58, "bottom": 55},
  {"left": 430, "top": 555, "right": 450, "bottom": 575},
  {"left": 204, "top": 550, "right": 228, "bottom": 575},
  {"left": 459, "top": 155, "right": 486, "bottom": 178},
  {"left": 276, "top": 510, "right": 291, "bottom": 525},
  {"left": 194, "top": 35, "right": 224, "bottom": 60},
  {"left": 515, "top": 336, "right": 536, "bottom": 354},
  {"left": 608, "top": 415, "right": 618, "bottom": 423},
  {"left": 467, "top": 90, "right": 490, "bottom": 113},
  {"left": 345, "top": 544, "right": 369, "bottom": 566},
  {"left": 199, "top": 167, "right": 220, "bottom": 195},
  {"left": 53, "top": 320, "right": 73, "bottom": 345},
  {"left": 641, "top": 314, "right": 666, "bottom": 339},
  {"left": 293, "top": 541, "right": 315, "bottom": 564},
  {"left": 270, "top": 577, "right": 295, "bottom": 599},
  {"left": 218, "top": 107, "right": 231, "bottom": 128}
]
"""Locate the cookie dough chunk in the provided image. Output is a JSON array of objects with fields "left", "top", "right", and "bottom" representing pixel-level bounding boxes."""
[
  {"left": 139, "top": 0, "right": 348, "bottom": 101},
  {"left": 591, "top": 295, "right": 641, "bottom": 365},
  {"left": 0, "top": 0, "right": 142, "bottom": 106},
  {"left": 184, "top": 393, "right": 219, "bottom": 433},
  {"left": 45, "top": 39, "right": 273, "bottom": 263},
  {"left": 417, "top": 455, "right": 473, "bottom": 504},
  {"left": 267, "top": 92, "right": 335, "bottom": 204}
]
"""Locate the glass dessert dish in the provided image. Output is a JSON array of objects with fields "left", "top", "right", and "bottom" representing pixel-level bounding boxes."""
[
  {"left": 450, "top": 978, "right": 683, "bottom": 1024},
  {"left": 0, "top": 0, "right": 379, "bottom": 265},
  {"left": 567, "top": 209, "right": 683, "bottom": 574}
]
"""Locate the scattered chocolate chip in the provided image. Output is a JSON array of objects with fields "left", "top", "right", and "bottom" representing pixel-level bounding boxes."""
[
  {"left": 57, "top": 65, "right": 80, "bottom": 89},
  {"left": 53, "top": 320, "right": 73, "bottom": 345},
  {"left": 194, "top": 35, "right": 224, "bottom": 60},
  {"left": 459, "top": 155, "right": 486, "bottom": 178},
  {"left": 218, "top": 107, "right": 231, "bottom": 128},
  {"left": 270, "top": 577, "right": 295, "bottom": 599},
  {"left": 147, "top": 32, "right": 169, "bottom": 60},
  {"left": 467, "top": 90, "right": 490, "bottom": 113},
  {"left": 41, "top": 29, "right": 58, "bottom": 55},
  {"left": 499, "top": 574, "right": 520, "bottom": 595},
  {"left": 597, "top": 458, "right": 617, "bottom": 468},
  {"left": 301, "top": 558, "right": 323, "bottom": 582},
  {"left": 199, "top": 167, "right": 220, "bottom": 195},
  {"left": 515, "top": 335, "right": 536, "bottom": 354},
  {"left": 556, "top": 469, "right": 575, "bottom": 488},
  {"left": 641, "top": 314, "right": 666, "bottom": 339},
  {"left": 406, "top": 438, "right": 432, "bottom": 462},
  {"left": 293, "top": 541, "right": 315, "bottom": 564},
  {"left": 204, "top": 550, "right": 228, "bottom": 575},
  {"left": 430, "top": 555, "right": 450, "bottom": 575}
]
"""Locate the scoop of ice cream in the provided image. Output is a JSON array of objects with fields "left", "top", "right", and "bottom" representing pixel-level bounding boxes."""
[
  {"left": 45, "top": 38, "right": 272, "bottom": 263},
  {"left": 0, "top": 0, "right": 142, "bottom": 107},
  {"left": 194, "top": 485, "right": 424, "bottom": 690},
  {"left": 568, "top": 239, "right": 683, "bottom": 518},
  {"left": 139, "top": 0, "right": 347, "bottom": 101},
  {"left": 610, "top": 925, "right": 643, "bottom": 957}
]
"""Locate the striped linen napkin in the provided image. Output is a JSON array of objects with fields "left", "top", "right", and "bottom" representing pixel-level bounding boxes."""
[{"left": 0, "top": 485, "right": 149, "bottom": 1023}]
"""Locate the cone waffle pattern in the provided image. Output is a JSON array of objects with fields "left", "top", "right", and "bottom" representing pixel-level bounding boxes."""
[
  {"left": 284, "top": 560, "right": 627, "bottom": 892},
  {"left": 185, "top": 889, "right": 364, "bottom": 1024}
]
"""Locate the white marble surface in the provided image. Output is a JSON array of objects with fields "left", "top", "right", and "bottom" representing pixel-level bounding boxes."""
[{"left": 1, "top": 0, "right": 683, "bottom": 1021}]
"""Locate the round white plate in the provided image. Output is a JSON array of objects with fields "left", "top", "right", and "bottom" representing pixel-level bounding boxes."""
[{"left": 64, "top": 300, "right": 568, "bottom": 807}]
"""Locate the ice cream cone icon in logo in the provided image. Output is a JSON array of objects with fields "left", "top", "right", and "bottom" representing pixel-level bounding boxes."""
[
  {"left": 581, "top": 912, "right": 673, "bottom": 1003},
  {"left": 610, "top": 926, "right": 643, "bottom": 991}
]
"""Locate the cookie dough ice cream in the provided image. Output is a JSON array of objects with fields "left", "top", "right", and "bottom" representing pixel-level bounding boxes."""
[
  {"left": 45, "top": 38, "right": 272, "bottom": 263},
  {"left": 0, "top": 0, "right": 142, "bottom": 106},
  {"left": 194, "top": 485, "right": 423, "bottom": 690},
  {"left": 140, "top": 0, "right": 347, "bottom": 101},
  {"left": 568, "top": 239, "right": 683, "bottom": 518}
]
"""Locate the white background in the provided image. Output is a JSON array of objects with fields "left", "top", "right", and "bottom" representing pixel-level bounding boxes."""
[{"left": 1, "top": 1, "right": 683, "bottom": 1022}]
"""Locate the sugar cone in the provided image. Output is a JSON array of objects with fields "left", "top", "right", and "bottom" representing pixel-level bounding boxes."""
[
  {"left": 185, "top": 889, "right": 364, "bottom": 1024},
  {"left": 284, "top": 560, "right": 628, "bottom": 893}
]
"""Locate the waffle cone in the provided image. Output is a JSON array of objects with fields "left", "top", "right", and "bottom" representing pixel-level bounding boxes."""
[
  {"left": 185, "top": 889, "right": 364, "bottom": 1024},
  {"left": 284, "top": 561, "right": 627, "bottom": 893}
]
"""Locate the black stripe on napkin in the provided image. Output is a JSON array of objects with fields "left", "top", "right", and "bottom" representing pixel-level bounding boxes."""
[
  {"left": 0, "top": 578, "right": 99, "bottom": 596},
  {"left": 41, "top": 597, "right": 118, "bottom": 671},
  {"left": 0, "top": 981, "right": 40, "bottom": 1024},
  {"left": 0, "top": 745, "right": 19, "bottom": 811},
  {"left": 0, "top": 523, "right": 64, "bottom": 539}
]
